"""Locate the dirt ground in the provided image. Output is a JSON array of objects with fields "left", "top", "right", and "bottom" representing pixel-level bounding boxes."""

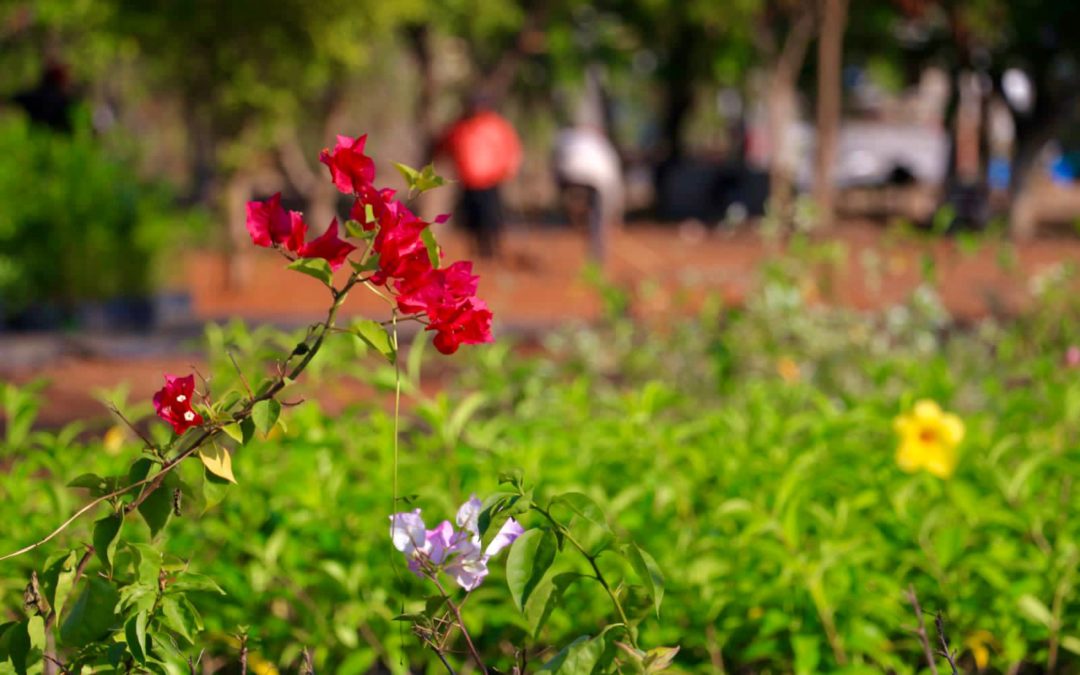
[{"left": 4, "top": 219, "right": 1079, "bottom": 428}]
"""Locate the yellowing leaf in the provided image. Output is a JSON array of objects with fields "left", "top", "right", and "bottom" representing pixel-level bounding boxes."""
[{"left": 198, "top": 445, "right": 236, "bottom": 484}]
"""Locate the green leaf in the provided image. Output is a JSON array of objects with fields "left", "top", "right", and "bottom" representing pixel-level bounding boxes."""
[
  {"left": 478, "top": 491, "right": 532, "bottom": 543},
  {"left": 393, "top": 161, "right": 419, "bottom": 184},
  {"left": 551, "top": 492, "right": 614, "bottom": 555},
  {"left": 240, "top": 416, "right": 256, "bottom": 445},
  {"left": 420, "top": 227, "right": 440, "bottom": 268},
  {"left": 201, "top": 466, "right": 232, "bottom": 510},
  {"left": 127, "top": 458, "right": 153, "bottom": 485},
  {"left": 0, "top": 622, "right": 15, "bottom": 663},
  {"left": 131, "top": 544, "right": 162, "bottom": 586},
  {"left": 344, "top": 219, "right": 373, "bottom": 240},
  {"left": 161, "top": 596, "right": 202, "bottom": 644},
  {"left": 395, "top": 162, "right": 448, "bottom": 195},
  {"left": 524, "top": 572, "right": 581, "bottom": 637},
  {"left": 93, "top": 514, "right": 123, "bottom": 571},
  {"left": 221, "top": 423, "right": 243, "bottom": 443},
  {"left": 1019, "top": 594, "right": 1054, "bottom": 627},
  {"left": 117, "top": 583, "right": 156, "bottom": 615},
  {"left": 498, "top": 468, "right": 524, "bottom": 489},
  {"left": 287, "top": 257, "right": 334, "bottom": 286},
  {"left": 353, "top": 319, "right": 396, "bottom": 364},
  {"left": 60, "top": 578, "right": 119, "bottom": 647},
  {"left": 39, "top": 551, "right": 77, "bottom": 622},
  {"left": 623, "top": 543, "right": 665, "bottom": 617},
  {"left": 67, "top": 473, "right": 105, "bottom": 490},
  {"left": 539, "top": 626, "right": 623, "bottom": 674},
  {"left": 198, "top": 444, "right": 237, "bottom": 484},
  {"left": 125, "top": 611, "right": 148, "bottom": 664},
  {"left": 507, "top": 529, "right": 558, "bottom": 611},
  {"left": 1062, "top": 636, "right": 1080, "bottom": 656},
  {"left": 168, "top": 572, "right": 226, "bottom": 595},
  {"left": 3, "top": 621, "right": 29, "bottom": 675},
  {"left": 252, "top": 399, "right": 281, "bottom": 435},
  {"left": 138, "top": 482, "right": 173, "bottom": 537}
]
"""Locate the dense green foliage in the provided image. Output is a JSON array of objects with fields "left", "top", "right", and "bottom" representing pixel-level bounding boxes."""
[
  {"left": 3, "top": 263, "right": 1080, "bottom": 672},
  {"left": 0, "top": 112, "right": 201, "bottom": 317}
]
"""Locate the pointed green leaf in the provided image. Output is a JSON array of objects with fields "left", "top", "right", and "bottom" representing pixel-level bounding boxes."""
[
  {"left": 60, "top": 578, "right": 119, "bottom": 647},
  {"left": 161, "top": 596, "right": 201, "bottom": 644},
  {"left": 623, "top": 543, "right": 665, "bottom": 617},
  {"left": 39, "top": 551, "right": 77, "bottom": 623},
  {"left": 4, "top": 621, "right": 29, "bottom": 675},
  {"left": 551, "top": 492, "right": 614, "bottom": 555},
  {"left": 202, "top": 466, "right": 231, "bottom": 510},
  {"left": 221, "top": 423, "right": 243, "bottom": 443},
  {"left": 251, "top": 399, "right": 281, "bottom": 435},
  {"left": 539, "top": 626, "right": 623, "bottom": 674},
  {"left": 353, "top": 319, "right": 396, "bottom": 363},
  {"left": 507, "top": 529, "right": 558, "bottom": 611},
  {"left": 420, "top": 227, "right": 441, "bottom": 268},
  {"left": 287, "top": 258, "right": 333, "bottom": 286},
  {"left": 137, "top": 483, "right": 173, "bottom": 537},
  {"left": 125, "top": 611, "right": 148, "bottom": 664},
  {"left": 524, "top": 572, "right": 581, "bottom": 637},
  {"left": 92, "top": 514, "right": 122, "bottom": 571}
]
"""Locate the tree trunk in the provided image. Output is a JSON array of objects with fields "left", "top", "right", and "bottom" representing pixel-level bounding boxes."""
[
  {"left": 813, "top": 0, "right": 848, "bottom": 229},
  {"left": 763, "top": 8, "right": 815, "bottom": 222},
  {"left": 407, "top": 24, "right": 439, "bottom": 162},
  {"left": 223, "top": 171, "right": 255, "bottom": 290},
  {"left": 1008, "top": 94, "right": 1075, "bottom": 239}
]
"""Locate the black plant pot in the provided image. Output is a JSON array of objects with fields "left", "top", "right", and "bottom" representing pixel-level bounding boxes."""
[{"left": 3, "top": 303, "right": 66, "bottom": 331}]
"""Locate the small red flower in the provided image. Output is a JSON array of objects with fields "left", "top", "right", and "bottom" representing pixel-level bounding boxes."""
[
  {"left": 430, "top": 298, "right": 494, "bottom": 355},
  {"left": 298, "top": 219, "right": 356, "bottom": 271},
  {"left": 153, "top": 374, "right": 203, "bottom": 435},
  {"left": 320, "top": 134, "right": 376, "bottom": 195},
  {"left": 245, "top": 193, "right": 306, "bottom": 252}
]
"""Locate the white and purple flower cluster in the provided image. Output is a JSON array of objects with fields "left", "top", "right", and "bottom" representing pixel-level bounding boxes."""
[{"left": 390, "top": 495, "right": 524, "bottom": 591}]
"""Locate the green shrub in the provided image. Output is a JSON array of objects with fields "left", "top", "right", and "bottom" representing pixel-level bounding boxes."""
[
  {"left": 3, "top": 275, "right": 1080, "bottom": 672},
  {"left": 0, "top": 112, "right": 200, "bottom": 317}
]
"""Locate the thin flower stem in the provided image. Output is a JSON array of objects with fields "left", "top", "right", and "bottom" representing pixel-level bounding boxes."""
[
  {"left": 906, "top": 584, "right": 940, "bottom": 675},
  {"left": 431, "top": 576, "right": 487, "bottom": 674},
  {"left": 391, "top": 313, "right": 402, "bottom": 551},
  {"left": 530, "top": 505, "right": 638, "bottom": 648},
  {"left": 431, "top": 647, "right": 456, "bottom": 675}
]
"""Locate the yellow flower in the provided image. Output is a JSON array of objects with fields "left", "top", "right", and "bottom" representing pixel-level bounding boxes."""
[
  {"left": 103, "top": 425, "right": 126, "bottom": 456},
  {"left": 893, "top": 399, "right": 965, "bottom": 479},
  {"left": 964, "top": 629, "right": 995, "bottom": 670},
  {"left": 777, "top": 356, "right": 801, "bottom": 383}
]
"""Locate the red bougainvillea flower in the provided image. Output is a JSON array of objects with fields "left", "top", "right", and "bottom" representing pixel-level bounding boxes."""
[
  {"left": 153, "top": 374, "right": 203, "bottom": 435},
  {"left": 245, "top": 193, "right": 306, "bottom": 252},
  {"left": 320, "top": 134, "right": 376, "bottom": 195},
  {"left": 430, "top": 298, "right": 494, "bottom": 355},
  {"left": 357, "top": 193, "right": 434, "bottom": 285},
  {"left": 396, "top": 261, "right": 479, "bottom": 316},
  {"left": 298, "top": 219, "right": 356, "bottom": 271}
]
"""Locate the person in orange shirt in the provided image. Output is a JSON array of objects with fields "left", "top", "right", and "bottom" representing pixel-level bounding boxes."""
[{"left": 437, "top": 96, "right": 522, "bottom": 258}]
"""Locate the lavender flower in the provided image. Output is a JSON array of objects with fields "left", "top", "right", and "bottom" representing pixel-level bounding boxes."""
[{"left": 390, "top": 494, "right": 525, "bottom": 590}]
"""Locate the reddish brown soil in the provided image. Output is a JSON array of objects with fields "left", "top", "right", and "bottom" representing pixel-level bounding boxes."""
[{"left": 5, "top": 220, "right": 1079, "bottom": 428}]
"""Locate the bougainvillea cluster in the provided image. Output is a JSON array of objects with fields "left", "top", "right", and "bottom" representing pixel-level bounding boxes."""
[
  {"left": 390, "top": 495, "right": 524, "bottom": 591},
  {"left": 154, "top": 133, "right": 493, "bottom": 434},
  {"left": 152, "top": 374, "right": 203, "bottom": 435}
]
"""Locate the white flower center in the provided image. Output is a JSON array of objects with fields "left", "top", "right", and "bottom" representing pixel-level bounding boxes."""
[
  {"left": 184, "top": 411, "right": 195, "bottom": 422},
  {"left": 176, "top": 394, "right": 187, "bottom": 403}
]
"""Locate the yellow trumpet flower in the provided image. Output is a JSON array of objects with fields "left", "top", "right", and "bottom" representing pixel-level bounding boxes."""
[{"left": 893, "top": 400, "right": 965, "bottom": 479}]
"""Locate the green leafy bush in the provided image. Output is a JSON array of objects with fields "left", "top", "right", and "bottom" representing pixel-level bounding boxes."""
[
  {"left": 4, "top": 268, "right": 1080, "bottom": 672},
  {"left": 0, "top": 112, "right": 200, "bottom": 318}
]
